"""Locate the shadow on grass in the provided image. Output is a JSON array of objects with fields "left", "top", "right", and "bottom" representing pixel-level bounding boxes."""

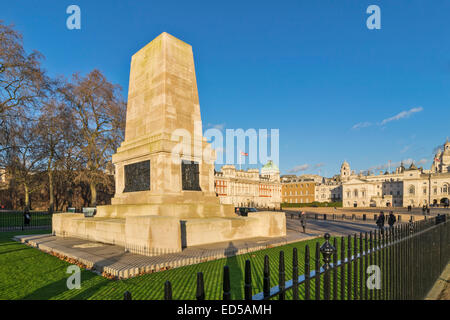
[
  {"left": 22, "top": 269, "right": 101, "bottom": 300},
  {"left": 0, "top": 247, "right": 33, "bottom": 255},
  {"left": 225, "top": 242, "right": 243, "bottom": 300}
]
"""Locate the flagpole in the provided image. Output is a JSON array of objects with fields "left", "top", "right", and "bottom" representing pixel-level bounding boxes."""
[{"left": 239, "top": 151, "right": 242, "bottom": 171}]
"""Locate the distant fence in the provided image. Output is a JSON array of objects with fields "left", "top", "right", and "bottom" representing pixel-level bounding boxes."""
[
  {"left": 0, "top": 211, "right": 53, "bottom": 232},
  {"left": 122, "top": 214, "right": 449, "bottom": 300},
  {"left": 287, "top": 211, "right": 423, "bottom": 223}
]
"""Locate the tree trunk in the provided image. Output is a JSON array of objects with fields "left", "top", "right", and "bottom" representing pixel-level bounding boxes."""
[
  {"left": 24, "top": 183, "right": 30, "bottom": 210},
  {"left": 89, "top": 181, "right": 97, "bottom": 207},
  {"left": 48, "top": 157, "right": 54, "bottom": 213}
]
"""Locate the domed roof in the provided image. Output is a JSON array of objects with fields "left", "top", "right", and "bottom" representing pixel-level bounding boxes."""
[
  {"left": 261, "top": 160, "right": 279, "bottom": 172},
  {"left": 341, "top": 161, "right": 350, "bottom": 168}
]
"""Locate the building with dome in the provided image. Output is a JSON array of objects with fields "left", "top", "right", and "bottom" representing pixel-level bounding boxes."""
[{"left": 214, "top": 161, "right": 282, "bottom": 209}]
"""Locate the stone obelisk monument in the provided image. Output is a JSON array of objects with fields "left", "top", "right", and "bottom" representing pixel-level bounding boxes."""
[{"left": 53, "top": 33, "right": 286, "bottom": 255}]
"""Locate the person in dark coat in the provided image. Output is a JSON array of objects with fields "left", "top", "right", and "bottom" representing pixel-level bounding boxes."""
[
  {"left": 376, "top": 211, "right": 385, "bottom": 234},
  {"left": 388, "top": 211, "right": 396, "bottom": 228},
  {"left": 300, "top": 211, "right": 306, "bottom": 233},
  {"left": 23, "top": 206, "right": 31, "bottom": 226}
]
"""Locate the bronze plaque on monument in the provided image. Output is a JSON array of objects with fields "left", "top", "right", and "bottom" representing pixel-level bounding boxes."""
[
  {"left": 123, "top": 160, "right": 150, "bottom": 192},
  {"left": 182, "top": 160, "right": 201, "bottom": 191}
]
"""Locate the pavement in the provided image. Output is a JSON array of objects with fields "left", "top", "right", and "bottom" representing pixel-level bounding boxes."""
[
  {"left": 425, "top": 263, "right": 450, "bottom": 300},
  {"left": 13, "top": 213, "right": 401, "bottom": 280}
]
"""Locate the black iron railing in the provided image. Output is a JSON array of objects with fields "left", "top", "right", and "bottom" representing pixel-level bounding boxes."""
[
  {"left": 0, "top": 210, "right": 53, "bottom": 231},
  {"left": 123, "top": 214, "right": 448, "bottom": 300}
]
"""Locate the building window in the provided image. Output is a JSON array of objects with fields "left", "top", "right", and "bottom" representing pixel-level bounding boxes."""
[{"left": 409, "top": 185, "right": 415, "bottom": 195}]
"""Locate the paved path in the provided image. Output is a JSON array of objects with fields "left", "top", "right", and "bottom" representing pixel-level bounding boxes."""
[
  {"left": 14, "top": 229, "right": 318, "bottom": 280},
  {"left": 285, "top": 214, "right": 398, "bottom": 236},
  {"left": 13, "top": 214, "right": 403, "bottom": 280}
]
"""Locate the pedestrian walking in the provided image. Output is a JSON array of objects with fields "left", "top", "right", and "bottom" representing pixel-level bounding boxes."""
[
  {"left": 376, "top": 211, "right": 385, "bottom": 234},
  {"left": 388, "top": 211, "right": 396, "bottom": 229},
  {"left": 23, "top": 206, "right": 31, "bottom": 227},
  {"left": 300, "top": 211, "right": 306, "bottom": 233}
]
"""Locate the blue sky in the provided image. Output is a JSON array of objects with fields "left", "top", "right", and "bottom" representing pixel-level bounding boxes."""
[{"left": 2, "top": 0, "right": 449, "bottom": 176}]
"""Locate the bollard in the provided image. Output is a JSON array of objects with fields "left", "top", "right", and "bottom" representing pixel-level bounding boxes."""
[
  {"left": 244, "top": 260, "right": 252, "bottom": 300},
  {"left": 263, "top": 255, "right": 270, "bottom": 299},
  {"left": 363, "top": 214, "right": 366, "bottom": 221},
  {"left": 374, "top": 214, "right": 377, "bottom": 221},
  {"left": 164, "top": 281, "right": 172, "bottom": 300},
  {"left": 332, "top": 214, "right": 336, "bottom": 220},
  {"left": 223, "top": 266, "right": 231, "bottom": 300},
  {"left": 410, "top": 215, "right": 414, "bottom": 222},
  {"left": 278, "top": 251, "right": 285, "bottom": 300},
  {"left": 315, "top": 213, "right": 318, "bottom": 220},
  {"left": 123, "top": 291, "right": 132, "bottom": 300},
  {"left": 196, "top": 272, "right": 205, "bottom": 300},
  {"left": 398, "top": 215, "right": 401, "bottom": 222},
  {"left": 323, "top": 214, "right": 327, "bottom": 221}
]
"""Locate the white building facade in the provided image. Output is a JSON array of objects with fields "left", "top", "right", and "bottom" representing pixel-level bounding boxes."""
[
  {"left": 214, "top": 161, "right": 282, "bottom": 209},
  {"left": 342, "top": 140, "right": 450, "bottom": 208}
]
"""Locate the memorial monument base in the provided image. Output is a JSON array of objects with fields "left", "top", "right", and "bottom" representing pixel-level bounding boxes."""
[{"left": 52, "top": 211, "right": 286, "bottom": 256}]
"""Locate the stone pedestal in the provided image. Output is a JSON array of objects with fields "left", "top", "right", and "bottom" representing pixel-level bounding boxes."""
[{"left": 53, "top": 32, "right": 286, "bottom": 256}]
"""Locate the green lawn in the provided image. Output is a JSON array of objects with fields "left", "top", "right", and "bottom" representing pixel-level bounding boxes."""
[{"left": 0, "top": 230, "right": 375, "bottom": 300}]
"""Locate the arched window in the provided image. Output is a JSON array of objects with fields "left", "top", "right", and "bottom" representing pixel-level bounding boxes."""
[
  {"left": 409, "top": 185, "right": 415, "bottom": 195},
  {"left": 354, "top": 189, "right": 358, "bottom": 197},
  {"left": 443, "top": 184, "right": 449, "bottom": 195}
]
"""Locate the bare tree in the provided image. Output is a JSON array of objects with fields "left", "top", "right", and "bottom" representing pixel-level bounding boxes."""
[
  {"left": 0, "top": 21, "right": 47, "bottom": 118},
  {"left": 9, "top": 119, "right": 44, "bottom": 209},
  {"left": 60, "top": 70, "right": 125, "bottom": 206}
]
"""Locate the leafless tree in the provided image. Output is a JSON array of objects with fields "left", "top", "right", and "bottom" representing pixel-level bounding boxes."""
[
  {"left": 0, "top": 21, "right": 47, "bottom": 119},
  {"left": 60, "top": 70, "right": 125, "bottom": 206}
]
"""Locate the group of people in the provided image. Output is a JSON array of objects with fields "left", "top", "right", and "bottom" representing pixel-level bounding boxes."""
[{"left": 376, "top": 211, "right": 397, "bottom": 234}]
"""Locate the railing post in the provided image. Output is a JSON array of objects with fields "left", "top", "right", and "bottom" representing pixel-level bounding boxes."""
[
  {"left": 315, "top": 242, "right": 321, "bottom": 300},
  {"left": 353, "top": 233, "right": 358, "bottom": 300},
  {"left": 244, "top": 260, "right": 252, "bottom": 300},
  {"left": 279, "top": 251, "right": 285, "bottom": 300},
  {"left": 196, "top": 272, "right": 205, "bottom": 300},
  {"left": 364, "top": 232, "right": 368, "bottom": 300},
  {"left": 305, "top": 245, "right": 311, "bottom": 300},
  {"left": 320, "top": 233, "right": 336, "bottom": 300},
  {"left": 347, "top": 234, "right": 352, "bottom": 300},
  {"left": 164, "top": 281, "right": 172, "bottom": 300},
  {"left": 292, "top": 248, "right": 299, "bottom": 300},
  {"left": 263, "top": 255, "right": 270, "bottom": 299},
  {"left": 369, "top": 231, "right": 373, "bottom": 300},
  {"left": 333, "top": 237, "right": 338, "bottom": 300},
  {"left": 340, "top": 236, "right": 345, "bottom": 300},
  {"left": 359, "top": 232, "right": 363, "bottom": 299},
  {"left": 123, "top": 291, "right": 132, "bottom": 300},
  {"left": 374, "top": 230, "right": 378, "bottom": 300},
  {"left": 223, "top": 266, "right": 231, "bottom": 300}
]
